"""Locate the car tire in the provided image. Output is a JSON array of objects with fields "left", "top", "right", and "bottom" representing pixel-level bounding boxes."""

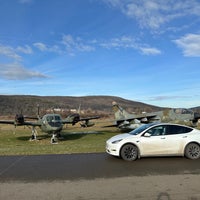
[
  {"left": 120, "top": 144, "right": 138, "bottom": 161},
  {"left": 185, "top": 143, "right": 200, "bottom": 160}
]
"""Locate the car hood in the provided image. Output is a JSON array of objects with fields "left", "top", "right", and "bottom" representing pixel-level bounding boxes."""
[{"left": 107, "top": 133, "right": 133, "bottom": 143}]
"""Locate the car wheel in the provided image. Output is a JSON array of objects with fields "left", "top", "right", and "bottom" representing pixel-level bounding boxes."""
[
  {"left": 120, "top": 144, "right": 138, "bottom": 161},
  {"left": 185, "top": 143, "right": 200, "bottom": 160}
]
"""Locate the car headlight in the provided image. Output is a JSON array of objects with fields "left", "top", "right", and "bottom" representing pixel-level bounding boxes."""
[{"left": 112, "top": 139, "right": 123, "bottom": 144}]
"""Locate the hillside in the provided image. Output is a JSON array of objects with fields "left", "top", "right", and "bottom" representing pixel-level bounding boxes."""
[{"left": 0, "top": 95, "right": 164, "bottom": 117}]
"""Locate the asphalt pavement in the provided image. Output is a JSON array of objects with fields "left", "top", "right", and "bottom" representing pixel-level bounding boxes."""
[
  {"left": 1, "top": 153, "right": 200, "bottom": 200},
  {"left": 0, "top": 153, "right": 200, "bottom": 181}
]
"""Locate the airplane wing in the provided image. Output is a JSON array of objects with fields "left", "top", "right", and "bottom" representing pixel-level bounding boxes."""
[
  {"left": 103, "top": 124, "right": 117, "bottom": 127},
  {"left": 62, "top": 114, "right": 99, "bottom": 124},
  {"left": 119, "top": 112, "right": 161, "bottom": 123},
  {"left": 79, "top": 116, "right": 100, "bottom": 121},
  {"left": 77, "top": 116, "right": 99, "bottom": 127},
  {"left": 23, "top": 121, "right": 42, "bottom": 126},
  {"left": 113, "top": 116, "right": 154, "bottom": 124},
  {"left": 104, "top": 114, "right": 160, "bottom": 130},
  {"left": 0, "top": 120, "right": 16, "bottom": 125},
  {"left": 103, "top": 119, "right": 142, "bottom": 130},
  {"left": 0, "top": 120, "right": 41, "bottom": 127},
  {"left": 62, "top": 114, "right": 100, "bottom": 127}
]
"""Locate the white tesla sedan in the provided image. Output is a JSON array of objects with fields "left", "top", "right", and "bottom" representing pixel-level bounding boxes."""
[{"left": 106, "top": 123, "right": 200, "bottom": 161}]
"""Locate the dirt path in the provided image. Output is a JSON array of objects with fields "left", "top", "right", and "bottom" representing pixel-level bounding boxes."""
[{"left": 1, "top": 174, "right": 200, "bottom": 200}]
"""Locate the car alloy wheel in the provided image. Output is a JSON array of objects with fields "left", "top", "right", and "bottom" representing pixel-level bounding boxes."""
[
  {"left": 120, "top": 144, "right": 138, "bottom": 161},
  {"left": 185, "top": 143, "right": 200, "bottom": 159}
]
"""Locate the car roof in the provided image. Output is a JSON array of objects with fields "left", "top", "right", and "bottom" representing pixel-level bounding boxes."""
[{"left": 148, "top": 122, "right": 195, "bottom": 129}]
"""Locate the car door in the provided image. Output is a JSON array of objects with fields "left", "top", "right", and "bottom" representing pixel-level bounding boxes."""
[
  {"left": 139, "top": 125, "right": 168, "bottom": 156},
  {"left": 155, "top": 133, "right": 185, "bottom": 155},
  {"left": 139, "top": 124, "right": 191, "bottom": 156},
  {"left": 157, "top": 125, "right": 192, "bottom": 155}
]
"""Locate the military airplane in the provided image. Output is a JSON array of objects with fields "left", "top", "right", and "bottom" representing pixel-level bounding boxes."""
[
  {"left": 108, "top": 101, "right": 200, "bottom": 131},
  {"left": 0, "top": 108, "right": 100, "bottom": 143}
]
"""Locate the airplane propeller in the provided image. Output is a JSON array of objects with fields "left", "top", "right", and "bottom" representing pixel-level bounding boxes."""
[
  {"left": 70, "top": 113, "right": 81, "bottom": 125},
  {"left": 14, "top": 114, "right": 25, "bottom": 125}
]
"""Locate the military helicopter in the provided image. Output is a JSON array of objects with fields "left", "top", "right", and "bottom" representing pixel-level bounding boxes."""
[{"left": 0, "top": 106, "right": 99, "bottom": 143}]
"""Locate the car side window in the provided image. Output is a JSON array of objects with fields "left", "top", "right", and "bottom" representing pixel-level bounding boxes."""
[
  {"left": 145, "top": 126, "right": 165, "bottom": 136},
  {"left": 165, "top": 125, "right": 192, "bottom": 135}
]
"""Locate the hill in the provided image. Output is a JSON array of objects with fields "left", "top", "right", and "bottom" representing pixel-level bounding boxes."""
[{"left": 0, "top": 95, "right": 164, "bottom": 117}]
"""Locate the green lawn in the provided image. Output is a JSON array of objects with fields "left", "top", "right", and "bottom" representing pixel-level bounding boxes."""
[{"left": 0, "top": 124, "right": 120, "bottom": 155}]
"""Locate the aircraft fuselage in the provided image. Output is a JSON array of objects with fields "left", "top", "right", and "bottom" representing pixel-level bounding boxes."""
[{"left": 40, "top": 114, "right": 63, "bottom": 134}]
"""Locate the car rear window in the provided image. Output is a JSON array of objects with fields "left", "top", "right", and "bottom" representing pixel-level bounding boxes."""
[{"left": 165, "top": 125, "right": 193, "bottom": 135}]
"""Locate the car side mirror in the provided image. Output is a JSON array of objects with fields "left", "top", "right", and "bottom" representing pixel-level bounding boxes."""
[{"left": 144, "top": 133, "right": 151, "bottom": 137}]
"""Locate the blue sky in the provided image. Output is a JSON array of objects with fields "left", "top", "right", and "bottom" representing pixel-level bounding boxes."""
[{"left": 0, "top": 0, "right": 200, "bottom": 108}]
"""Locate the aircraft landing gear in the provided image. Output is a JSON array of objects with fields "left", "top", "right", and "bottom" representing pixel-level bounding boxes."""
[
  {"left": 30, "top": 127, "right": 38, "bottom": 141},
  {"left": 51, "top": 133, "right": 58, "bottom": 144}
]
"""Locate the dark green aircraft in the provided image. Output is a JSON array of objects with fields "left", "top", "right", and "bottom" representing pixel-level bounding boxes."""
[
  {"left": 0, "top": 111, "right": 99, "bottom": 144},
  {"left": 108, "top": 102, "right": 200, "bottom": 131}
]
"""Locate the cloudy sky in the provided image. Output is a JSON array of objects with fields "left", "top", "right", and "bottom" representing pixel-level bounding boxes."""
[{"left": 0, "top": 0, "right": 200, "bottom": 108}]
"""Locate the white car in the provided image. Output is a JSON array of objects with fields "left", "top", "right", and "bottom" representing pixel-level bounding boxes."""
[{"left": 106, "top": 123, "right": 200, "bottom": 161}]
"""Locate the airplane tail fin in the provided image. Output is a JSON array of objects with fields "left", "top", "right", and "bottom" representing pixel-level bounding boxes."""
[{"left": 112, "top": 101, "right": 135, "bottom": 120}]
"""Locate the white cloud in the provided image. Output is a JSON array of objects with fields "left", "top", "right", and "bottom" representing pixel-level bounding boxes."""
[
  {"left": 139, "top": 47, "right": 161, "bottom": 55},
  {"left": 103, "top": 0, "right": 200, "bottom": 30},
  {"left": 33, "top": 42, "right": 47, "bottom": 51},
  {"left": 33, "top": 42, "right": 62, "bottom": 54},
  {"left": 0, "top": 45, "right": 22, "bottom": 61},
  {"left": 149, "top": 95, "right": 189, "bottom": 101},
  {"left": 0, "top": 44, "right": 47, "bottom": 80},
  {"left": 16, "top": 45, "right": 33, "bottom": 54},
  {"left": 0, "top": 63, "right": 48, "bottom": 80},
  {"left": 173, "top": 34, "right": 200, "bottom": 57},
  {"left": 34, "top": 35, "right": 95, "bottom": 56},
  {"left": 61, "top": 34, "right": 95, "bottom": 55},
  {"left": 100, "top": 36, "right": 136, "bottom": 49},
  {"left": 100, "top": 36, "right": 161, "bottom": 55},
  {"left": 145, "top": 94, "right": 196, "bottom": 108},
  {"left": 34, "top": 35, "right": 161, "bottom": 56},
  {"left": 0, "top": 44, "right": 33, "bottom": 61}
]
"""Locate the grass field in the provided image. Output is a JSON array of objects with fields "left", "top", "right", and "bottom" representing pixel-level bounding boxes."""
[{"left": 0, "top": 120, "right": 120, "bottom": 156}]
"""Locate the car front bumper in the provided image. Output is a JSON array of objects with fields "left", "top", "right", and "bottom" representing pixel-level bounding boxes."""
[{"left": 106, "top": 142, "right": 120, "bottom": 156}]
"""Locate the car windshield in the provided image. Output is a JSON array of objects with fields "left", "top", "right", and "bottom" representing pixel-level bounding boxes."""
[{"left": 129, "top": 123, "right": 157, "bottom": 135}]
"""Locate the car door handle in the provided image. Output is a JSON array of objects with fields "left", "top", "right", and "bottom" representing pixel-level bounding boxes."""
[
  {"left": 161, "top": 137, "right": 165, "bottom": 139},
  {"left": 183, "top": 136, "right": 187, "bottom": 138}
]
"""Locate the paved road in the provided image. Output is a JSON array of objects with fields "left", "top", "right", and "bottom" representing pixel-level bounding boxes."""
[
  {"left": 0, "top": 153, "right": 200, "bottom": 181},
  {"left": 1, "top": 153, "right": 200, "bottom": 200}
]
